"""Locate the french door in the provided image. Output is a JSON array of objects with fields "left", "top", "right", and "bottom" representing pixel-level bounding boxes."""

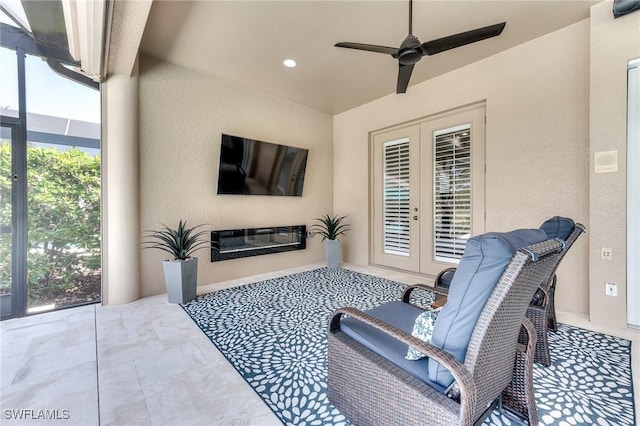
[
  {"left": 1, "top": 118, "right": 26, "bottom": 319},
  {"left": 372, "top": 104, "right": 485, "bottom": 275}
]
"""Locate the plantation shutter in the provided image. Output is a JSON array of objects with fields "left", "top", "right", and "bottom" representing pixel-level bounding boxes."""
[
  {"left": 383, "top": 138, "right": 411, "bottom": 256},
  {"left": 433, "top": 125, "right": 471, "bottom": 262}
]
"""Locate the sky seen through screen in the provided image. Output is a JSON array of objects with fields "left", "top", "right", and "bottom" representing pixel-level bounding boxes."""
[{"left": 0, "top": 9, "right": 100, "bottom": 124}]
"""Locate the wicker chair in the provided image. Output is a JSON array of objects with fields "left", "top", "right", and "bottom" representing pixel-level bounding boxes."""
[
  {"left": 527, "top": 222, "right": 585, "bottom": 365},
  {"left": 536, "top": 222, "right": 586, "bottom": 332},
  {"left": 328, "top": 239, "right": 564, "bottom": 426},
  {"left": 434, "top": 220, "right": 585, "bottom": 366}
]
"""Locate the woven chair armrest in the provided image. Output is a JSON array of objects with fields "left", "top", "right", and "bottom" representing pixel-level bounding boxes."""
[
  {"left": 434, "top": 267, "right": 457, "bottom": 288},
  {"left": 518, "top": 239, "right": 564, "bottom": 261},
  {"left": 573, "top": 223, "right": 587, "bottom": 239},
  {"left": 402, "top": 284, "right": 448, "bottom": 303},
  {"left": 329, "top": 307, "right": 477, "bottom": 420}
]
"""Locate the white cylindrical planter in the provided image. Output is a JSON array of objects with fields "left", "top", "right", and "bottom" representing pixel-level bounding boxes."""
[
  {"left": 162, "top": 257, "right": 198, "bottom": 304},
  {"left": 325, "top": 239, "right": 341, "bottom": 269}
]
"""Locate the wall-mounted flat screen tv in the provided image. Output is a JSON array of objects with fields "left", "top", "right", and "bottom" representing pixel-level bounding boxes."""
[{"left": 217, "top": 134, "right": 308, "bottom": 196}]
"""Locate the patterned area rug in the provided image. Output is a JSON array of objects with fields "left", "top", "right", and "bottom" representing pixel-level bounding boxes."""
[{"left": 182, "top": 268, "right": 635, "bottom": 426}]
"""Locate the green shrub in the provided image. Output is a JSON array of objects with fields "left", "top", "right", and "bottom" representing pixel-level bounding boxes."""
[{"left": 0, "top": 143, "right": 101, "bottom": 306}]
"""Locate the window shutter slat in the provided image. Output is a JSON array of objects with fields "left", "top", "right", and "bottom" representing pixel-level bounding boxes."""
[
  {"left": 433, "top": 126, "right": 472, "bottom": 261},
  {"left": 383, "top": 138, "right": 411, "bottom": 256}
]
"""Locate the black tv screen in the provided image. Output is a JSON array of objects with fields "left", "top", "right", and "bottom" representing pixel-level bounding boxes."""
[{"left": 217, "top": 134, "right": 308, "bottom": 196}]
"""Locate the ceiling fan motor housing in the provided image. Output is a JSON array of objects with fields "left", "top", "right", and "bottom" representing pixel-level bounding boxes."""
[{"left": 397, "top": 34, "right": 423, "bottom": 65}]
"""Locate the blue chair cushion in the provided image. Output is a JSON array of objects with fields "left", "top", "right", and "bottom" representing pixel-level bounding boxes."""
[
  {"left": 539, "top": 216, "right": 574, "bottom": 240},
  {"left": 428, "top": 228, "right": 548, "bottom": 388},
  {"left": 340, "top": 301, "right": 447, "bottom": 394}
]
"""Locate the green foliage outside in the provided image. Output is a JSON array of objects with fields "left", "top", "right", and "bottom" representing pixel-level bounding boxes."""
[
  {"left": 0, "top": 142, "right": 101, "bottom": 307},
  {"left": 0, "top": 142, "right": 11, "bottom": 295}
]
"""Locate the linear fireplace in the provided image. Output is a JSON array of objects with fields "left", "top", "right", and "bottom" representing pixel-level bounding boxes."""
[{"left": 211, "top": 225, "right": 306, "bottom": 262}]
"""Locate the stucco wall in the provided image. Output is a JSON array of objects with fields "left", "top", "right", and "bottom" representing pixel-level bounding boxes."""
[
  {"left": 138, "top": 56, "right": 333, "bottom": 297},
  {"left": 589, "top": 0, "right": 640, "bottom": 327},
  {"left": 334, "top": 21, "right": 591, "bottom": 316}
]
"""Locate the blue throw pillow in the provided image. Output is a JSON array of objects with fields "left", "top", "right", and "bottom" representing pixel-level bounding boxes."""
[
  {"left": 539, "top": 216, "right": 574, "bottom": 240},
  {"left": 427, "top": 228, "right": 548, "bottom": 388}
]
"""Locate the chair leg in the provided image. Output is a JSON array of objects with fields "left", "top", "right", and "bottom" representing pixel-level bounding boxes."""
[
  {"left": 526, "top": 304, "right": 552, "bottom": 367},
  {"left": 548, "top": 316, "right": 557, "bottom": 332},
  {"left": 547, "top": 275, "right": 558, "bottom": 332},
  {"left": 502, "top": 319, "right": 539, "bottom": 426},
  {"left": 473, "top": 398, "right": 500, "bottom": 426}
]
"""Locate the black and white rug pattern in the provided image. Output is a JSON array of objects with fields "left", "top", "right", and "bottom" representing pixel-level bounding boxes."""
[{"left": 182, "top": 268, "right": 635, "bottom": 426}]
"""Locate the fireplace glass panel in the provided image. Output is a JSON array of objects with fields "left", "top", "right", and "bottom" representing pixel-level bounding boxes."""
[{"left": 211, "top": 225, "right": 306, "bottom": 261}]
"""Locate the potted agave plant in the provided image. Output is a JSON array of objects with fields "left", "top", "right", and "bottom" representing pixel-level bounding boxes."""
[
  {"left": 311, "top": 214, "right": 351, "bottom": 268},
  {"left": 142, "top": 220, "right": 209, "bottom": 303}
]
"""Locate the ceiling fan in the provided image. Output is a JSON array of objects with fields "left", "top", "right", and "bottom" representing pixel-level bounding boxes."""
[{"left": 335, "top": 0, "right": 506, "bottom": 94}]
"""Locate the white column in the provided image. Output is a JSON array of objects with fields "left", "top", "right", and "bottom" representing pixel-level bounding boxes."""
[{"left": 101, "top": 58, "right": 140, "bottom": 304}]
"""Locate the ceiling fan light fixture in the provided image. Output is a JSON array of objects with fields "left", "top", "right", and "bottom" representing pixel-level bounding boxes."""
[{"left": 283, "top": 58, "right": 298, "bottom": 68}]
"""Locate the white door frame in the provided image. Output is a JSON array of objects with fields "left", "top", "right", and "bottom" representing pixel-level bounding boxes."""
[{"left": 627, "top": 58, "right": 640, "bottom": 328}]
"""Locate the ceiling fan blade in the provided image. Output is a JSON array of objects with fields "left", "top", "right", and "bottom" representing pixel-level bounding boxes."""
[
  {"left": 335, "top": 42, "right": 399, "bottom": 56},
  {"left": 420, "top": 22, "right": 506, "bottom": 56},
  {"left": 396, "top": 63, "right": 414, "bottom": 94}
]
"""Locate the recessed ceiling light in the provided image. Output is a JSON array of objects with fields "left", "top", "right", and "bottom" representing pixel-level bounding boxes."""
[{"left": 283, "top": 58, "right": 298, "bottom": 68}]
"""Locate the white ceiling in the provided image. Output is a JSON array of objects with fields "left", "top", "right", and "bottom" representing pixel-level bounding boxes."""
[{"left": 139, "top": 0, "right": 598, "bottom": 114}]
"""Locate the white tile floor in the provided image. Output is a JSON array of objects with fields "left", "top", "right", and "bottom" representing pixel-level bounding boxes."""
[{"left": 1, "top": 263, "right": 639, "bottom": 425}]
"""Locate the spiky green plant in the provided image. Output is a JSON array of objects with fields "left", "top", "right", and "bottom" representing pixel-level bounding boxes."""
[
  {"left": 142, "top": 220, "right": 209, "bottom": 260},
  {"left": 311, "top": 214, "right": 351, "bottom": 241}
]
